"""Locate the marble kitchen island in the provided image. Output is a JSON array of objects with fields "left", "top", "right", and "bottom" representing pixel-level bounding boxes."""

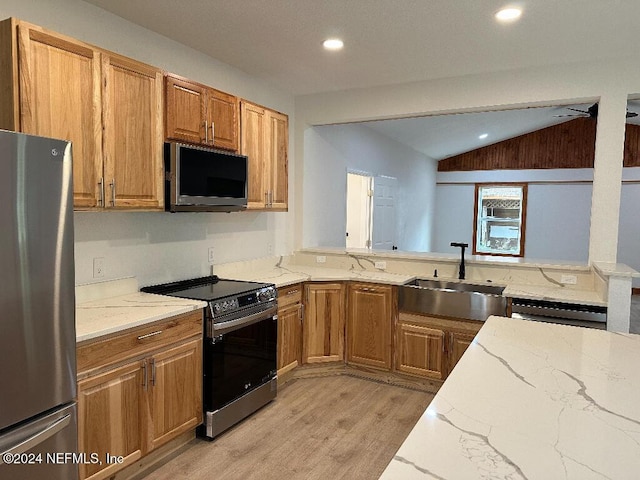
[{"left": 380, "top": 316, "right": 640, "bottom": 479}]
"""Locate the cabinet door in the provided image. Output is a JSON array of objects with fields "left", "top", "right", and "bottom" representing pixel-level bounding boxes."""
[
  {"left": 303, "top": 283, "right": 346, "bottom": 363},
  {"left": 267, "top": 110, "right": 288, "bottom": 209},
  {"left": 277, "top": 302, "right": 302, "bottom": 375},
  {"left": 17, "top": 23, "right": 102, "bottom": 209},
  {"left": 240, "top": 101, "right": 267, "bottom": 208},
  {"left": 395, "top": 323, "right": 445, "bottom": 380},
  {"left": 347, "top": 283, "right": 393, "bottom": 370},
  {"left": 448, "top": 330, "right": 478, "bottom": 375},
  {"left": 208, "top": 89, "right": 239, "bottom": 151},
  {"left": 165, "top": 75, "right": 206, "bottom": 144},
  {"left": 146, "top": 338, "right": 202, "bottom": 452},
  {"left": 77, "top": 360, "right": 144, "bottom": 480},
  {"left": 102, "top": 53, "right": 163, "bottom": 209}
]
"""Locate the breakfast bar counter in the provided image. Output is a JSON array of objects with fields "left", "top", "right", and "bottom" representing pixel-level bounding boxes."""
[{"left": 380, "top": 316, "right": 640, "bottom": 479}]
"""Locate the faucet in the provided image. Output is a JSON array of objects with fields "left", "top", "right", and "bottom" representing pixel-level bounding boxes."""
[{"left": 450, "top": 242, "right": 468, "bottom": 280}]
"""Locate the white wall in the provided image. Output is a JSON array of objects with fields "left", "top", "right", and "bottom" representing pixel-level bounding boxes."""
[
  {"left": 0, "top": 0, "right": 296, "bottom": 286},
  {"left": 302, "top": 123, "right": 436, "bottom": 251},
  {"left": 433, "top": 169, "right": 593, "bottom": 262},
  {"left": 295, "top": 58, "right": 640, "bottom": 265},
  {"left": 619, "top": 168, "right": 640, "bottom": 287}
]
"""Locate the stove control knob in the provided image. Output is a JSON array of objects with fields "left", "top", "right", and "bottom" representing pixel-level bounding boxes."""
[
  {"left": 257, "top": 290, "right": 271, "bottom": 302},
  {"left": 213, "top": 303, "right": 222, "bottom": 314}
]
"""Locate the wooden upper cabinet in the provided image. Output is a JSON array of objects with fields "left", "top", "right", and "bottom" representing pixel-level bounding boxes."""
[
  {"left": 16, "top": 22, "right": 103, "bottom": 208},
  {"left": 303, "top": 283, "right": 346, "bottom": 364},
  {"left": 208, "top": 88, "right": 239, "bottom": 151},
  {"left": 346, "top": 283, "right": 394, "bottom": 370},
  {"left": 164, "top": 74, "right": 239, "bottom": 151},
  {"left": 165, "top": 75, "right": 206, "bottom": 145},
  {"left": 1, "top": 18, "right": 164, "bottom": 210},
  {"left": 268, "top": 110, "right": 288, "bottom": 209},
  {"left": 240, "top": 100, "right": 289, "bottom": 210},
  {"left": 102, "top": 53, "right": 163, "bottom": 209},
  {"left": 240, "top": 101, "right": 267, "bottom": 208}
]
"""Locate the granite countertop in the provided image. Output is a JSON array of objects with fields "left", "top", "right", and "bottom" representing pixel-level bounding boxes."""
[
  {"left": 76, "top": 279, "right": 207, "bottom": 343},
  {"left": 380, "top": 316, "right": 640, "bottom": 479}
]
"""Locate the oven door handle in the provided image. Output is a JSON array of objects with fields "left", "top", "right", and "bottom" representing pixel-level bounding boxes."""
[{"left": 211, "top": 305, "right": 278, "bottom": 336}]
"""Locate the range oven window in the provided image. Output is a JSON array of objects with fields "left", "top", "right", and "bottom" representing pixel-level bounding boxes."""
[{"left": 204, "top": 316, "right": 277, "bottom": 411}]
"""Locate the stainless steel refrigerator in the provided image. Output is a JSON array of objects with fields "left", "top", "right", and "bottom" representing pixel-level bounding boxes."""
[{"left": 0, "top": 130, "right": 78, "bottom": 480}]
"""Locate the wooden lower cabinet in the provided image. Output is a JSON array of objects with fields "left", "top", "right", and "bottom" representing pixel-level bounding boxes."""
[
  {"left": 396, "top": 322, "right": 446, "bottom": 380},
  {"left": 448, "top": 331, "right": 478, "bottom": 374},
  {"left": 302, "top": 282, "right": 345, "bottom": 363},
  {"left": 395, "top": 312, "right": 481, "bottom": 381},
  {"left": 77, "top": 361, "right": 144, "bottom": 480},
  {"left": 147, "top": 339, "right": 202, "bottom": 451},
  {"left": 346, "top": 283, "right": 395, "bottom": 370},
  {"left": 77, "top": 311, "right": 203, "bottom": 480},
  {"left": 277, "top": 284, "right": 303, "bottom": 376}
]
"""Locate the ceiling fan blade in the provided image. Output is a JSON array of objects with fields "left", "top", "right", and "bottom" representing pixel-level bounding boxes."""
[
  {"left": 626, "top": 111, "right": 639, "bottom": 118},
  {"left": 566, "top": 108, "right": 589, "bottom": 114},
  {"left": 553, "top": 114, "right": 586, "bottom": 117}
]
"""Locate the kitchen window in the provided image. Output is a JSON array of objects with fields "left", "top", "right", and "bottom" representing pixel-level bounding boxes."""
[{"left": 473, "top": 184, "right": 527, "bottom": 257}]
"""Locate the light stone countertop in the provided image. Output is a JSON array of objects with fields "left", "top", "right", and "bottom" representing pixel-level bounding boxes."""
[
  {"left": 502, "top": 283, "right": 606, "bottom": 306},
  {"left": 215, "top": 260, "right": 606, "bottom": 306},
  {"left": 76, "top": 283, "right": 207, "bottom": 343},
  {"left": 217, "top": 264, "right": 416, "bottom": 288},
  {"left": 380, "top": 316, "right": 640, "bottom": 480}
]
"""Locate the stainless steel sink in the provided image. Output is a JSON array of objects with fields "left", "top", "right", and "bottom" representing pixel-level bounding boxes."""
[{"left": 400, "top": 278, "right": 508, "bottom": 321}]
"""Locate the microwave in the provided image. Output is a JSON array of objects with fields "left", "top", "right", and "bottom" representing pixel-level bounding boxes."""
[{"left": 164, "top": 143, "right": 248, "bottom": 212}]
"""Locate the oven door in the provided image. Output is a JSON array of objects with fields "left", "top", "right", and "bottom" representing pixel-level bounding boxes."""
[{"left": 204, "top": 308, "right": 277, "bottom": 412}]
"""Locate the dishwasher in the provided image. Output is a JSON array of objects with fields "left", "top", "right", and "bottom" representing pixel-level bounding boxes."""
[{"left": 511, "top": 298, "right": 607, "bottom": 330}]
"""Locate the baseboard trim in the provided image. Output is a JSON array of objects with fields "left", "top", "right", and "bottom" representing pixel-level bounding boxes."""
[
  {"left": 114, "top": 430, "right": 195, "bottom": 480},
  {"left": 288, "top": 362, "right": 442, "bottom": 394}
]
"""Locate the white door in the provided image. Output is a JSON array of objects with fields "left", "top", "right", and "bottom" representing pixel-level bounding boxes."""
[
  {"left": 372, "top": 175, "right": 397, "bottom": 250},
  {"left": 346, "top": 172, "right": 373, "bottom": 248}
]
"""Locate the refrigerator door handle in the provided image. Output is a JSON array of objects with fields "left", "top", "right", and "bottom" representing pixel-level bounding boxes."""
[{"left": 0, "top": 414, "right": 71, "bottom": 464}]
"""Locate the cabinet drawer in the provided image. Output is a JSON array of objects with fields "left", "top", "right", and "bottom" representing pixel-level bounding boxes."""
[
  {"left": 278, "top": 283, "right": 302, "bottom": 308},
  {"left": 77, "top": 310, "right": 203, "bottom": 375}
]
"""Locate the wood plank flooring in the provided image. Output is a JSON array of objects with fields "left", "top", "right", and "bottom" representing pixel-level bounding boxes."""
[{"left": 142, "top": 376, "right": 434, "bottom": 480}]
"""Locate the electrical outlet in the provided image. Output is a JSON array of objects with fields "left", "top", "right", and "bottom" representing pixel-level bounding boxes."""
[
  {"left": 208, "top": 247, "right": 215, "bottom": 263},
  {"left": 561, "top": 274, "right": 577, "bottom": 285},
  {"left": 93, "top": 257, "right": 105, "bottom": 278},
  {"left": 374, "top": 261, "right": 387, "bottom": 270},
  {"left": 316, "top": 256, "right": 326, "bottom": 263}
]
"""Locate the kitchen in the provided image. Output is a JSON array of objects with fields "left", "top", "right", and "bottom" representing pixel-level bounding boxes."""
[{"left": 1, "top": 1, "right": 640, "bottom": 479}]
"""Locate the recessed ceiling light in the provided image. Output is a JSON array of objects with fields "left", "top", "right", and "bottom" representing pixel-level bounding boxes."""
[
  {"left": 479, "top": 133, "right": 489, "bottom": 139},
  {"left": 495, "top": 7, "right": 522, "bottom": 22},
  {"left": 323, "top": 38, "right": 344, "bottom": 51}
]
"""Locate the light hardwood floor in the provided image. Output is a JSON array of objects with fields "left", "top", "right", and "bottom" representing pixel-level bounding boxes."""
[{"left": 142, "top": 376, "right": 434, "bottom": 480}]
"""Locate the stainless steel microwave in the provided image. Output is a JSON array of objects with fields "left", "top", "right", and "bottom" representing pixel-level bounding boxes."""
[{"left": 164, "top": 142, "right": 248, "bottom": 212}]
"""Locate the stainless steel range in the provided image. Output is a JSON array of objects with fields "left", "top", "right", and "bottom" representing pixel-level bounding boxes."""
[{"left": 142, "top": 276, "right": 277, "bottom": 439}]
